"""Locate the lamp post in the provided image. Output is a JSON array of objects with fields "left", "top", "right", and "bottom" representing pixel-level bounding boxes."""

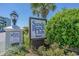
[{"left": 10, "top": 11, "right": 18, "bottom": 26}]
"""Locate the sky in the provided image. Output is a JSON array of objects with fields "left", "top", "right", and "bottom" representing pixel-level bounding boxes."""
[{"left": 0, "top": 3, "right": 79, "bottom": 28}]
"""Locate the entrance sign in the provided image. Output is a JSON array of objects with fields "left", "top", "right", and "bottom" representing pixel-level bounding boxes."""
[
  {"left": 10, "top": 32, "right": 20, "bottom": 43},
  {"left": 0, "top": 11, "right": 22, "bottom": 55},
  {"left": 29, "top": 17, "right": 46, "bottom": 40}
]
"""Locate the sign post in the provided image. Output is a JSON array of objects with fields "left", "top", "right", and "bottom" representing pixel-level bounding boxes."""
[{"left": 29, "top": 17, "right": 47, "bottom": 49}]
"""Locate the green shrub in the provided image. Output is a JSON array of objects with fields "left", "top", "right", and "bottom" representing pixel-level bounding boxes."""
[
  {"left": 4, "top": 46, "right": 29, "bottom": 56},
  {"left": 37, "top": 46, "right": 46, "bottom": 55},
  {"left": 50, "top": 42, "right": 59, "bottom": 49},
  {"left": 37, "top": 43, "right": 77, "bottom": 56},
  {"left": 66, "top": 52, "right": 77, "bottom": 56},
  {"left": 22, "top": 26, "right": 30, "bottom": 49},
  {"left": 23, "top": 34, "right": 30, "bottom": 48},
  {"left": 46, "top": 8, "right": 79, "bottom": 48}
]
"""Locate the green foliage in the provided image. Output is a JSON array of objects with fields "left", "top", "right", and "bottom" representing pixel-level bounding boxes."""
[
  {"left": 46, "top": 8, "right": 79, "bottom": 48},
  {"left": 37, "top": 43, "right": 77, "bottom": 56},
  {"left": 67, "top": 52, "right": 77, "bottom": 56},
  {"left": 23, "top": 27, "right": 28, "bottom": 34},
  {"left": 23, "top": 34, "right": 30, "bottom": 48},
  {"left": 4, "top": 46, "right": 29, "bottom": 56},
  {"left": 23, "top": 27, "right": 30, "bottom": 49},
  {"left": 37, "top": 46, "right": 46, "bottom": 55}
]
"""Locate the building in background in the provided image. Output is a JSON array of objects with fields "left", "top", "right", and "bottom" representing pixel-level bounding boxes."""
[{"left": 0, "top": 16, "right": 11, "bottom": 31}]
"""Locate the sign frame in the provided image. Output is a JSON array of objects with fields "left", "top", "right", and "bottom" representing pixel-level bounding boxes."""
[{"left": 29, "top": 17, "right": 47, "bottom": 40}]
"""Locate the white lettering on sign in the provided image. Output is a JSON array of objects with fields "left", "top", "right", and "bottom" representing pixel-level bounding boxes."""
[
  {"left": 10, "top": 32, "right": 20, "bottom": 43},
  {"left": 30, "top": 19, "right": 46, "bottom": 39}
]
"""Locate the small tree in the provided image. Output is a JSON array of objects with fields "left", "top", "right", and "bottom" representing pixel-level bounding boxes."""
[{"left": 23, "top": 27, "right": 28, "bottom": 34}]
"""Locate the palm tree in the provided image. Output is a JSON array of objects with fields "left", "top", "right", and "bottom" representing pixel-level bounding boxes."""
[{"left": 31, "top": 3, "right": 56, "bottom": 19}]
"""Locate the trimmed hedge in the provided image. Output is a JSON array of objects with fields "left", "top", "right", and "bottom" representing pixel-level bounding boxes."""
[{"left": 46, "top": 8, "right": 79, "bottom": 48}]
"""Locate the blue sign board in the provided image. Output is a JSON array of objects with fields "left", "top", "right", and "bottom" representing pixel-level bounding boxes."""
[
  {"left": 10, "top": 32, "right": 20, "bottom": 43},
  {"left": 30, "top": 17, "right": 46, "bottom": 39}
]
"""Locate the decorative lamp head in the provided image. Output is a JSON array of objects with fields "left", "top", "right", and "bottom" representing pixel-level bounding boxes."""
[{"left": 10, "top": 11, "right": 18, "bottom": 26}]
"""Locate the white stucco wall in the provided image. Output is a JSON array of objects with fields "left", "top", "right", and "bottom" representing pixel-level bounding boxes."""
[{"left": 0, "top": 32, "right": 6, "bottom": 53}]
